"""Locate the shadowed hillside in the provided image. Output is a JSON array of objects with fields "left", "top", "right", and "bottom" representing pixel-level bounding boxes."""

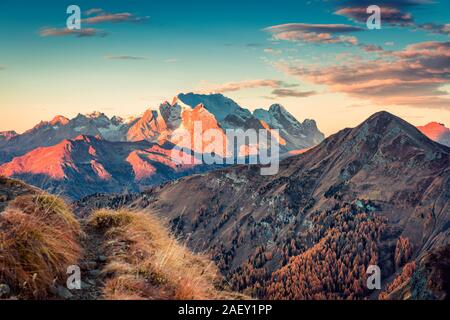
[{"left": 75, "top": 111, "right": 450, "bottom": 300}]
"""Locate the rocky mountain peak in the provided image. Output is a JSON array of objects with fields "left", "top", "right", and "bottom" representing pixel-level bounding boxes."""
[
  {"left": 268, "top": 103, "right": 286, "bottom": 113},
  {"left": 327, "top": 111, "right": 450, "bottom": 165},
  {"left": 417, "top": 121, "right": 450, "bottom": 147},
  {"left": 0, "top": 131, "right": 18, "bottom": 141},
  {"left": 177, "top": 92, "right": 246, "bottom": 122},
  {"left": 50, "top": 115, "right": 70, "bottom": 126},
  {"left": 86, "top": 111, "right": 107, "bottom": 119}
]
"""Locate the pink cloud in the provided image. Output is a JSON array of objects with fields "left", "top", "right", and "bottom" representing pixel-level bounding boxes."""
[
  {"left": 276, "top": 41, "right": 450, "bottom": 109},
  {"left": 197, "top": 79, "right": 298, "bottom": 94},
  {"left": 39, "top": 27, "right": 107, "bottom": 37},
  {"left": 271, "top": 88, "right": 316, "bottom": 98},
  {"left": 335, "top": 6, "right": 449, "bottom": 36},
  {"left": 335, "top": 7, "right": 413, "bottom": 26},
  {"left": 82, "top": 12, "right": 148, "bottom": 24},
  {"left": 264, "top": 23, "right": 362, "bottom": 45}
]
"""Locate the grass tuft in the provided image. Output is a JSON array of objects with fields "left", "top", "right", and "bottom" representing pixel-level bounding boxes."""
[
  {"left": 0, "top": 194, "right": 81, "bottom": 298},
  {"left": 88, "top": 209, "right": 237, "bottom": 300}
]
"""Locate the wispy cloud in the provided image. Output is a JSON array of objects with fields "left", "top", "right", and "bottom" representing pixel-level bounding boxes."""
[
  {"left": 196, "top": 79, "right": 298, "bottom": 94},
  {"left": 417, "top": 22, "right": 450, "bottom": 36},
  {"left": 335, "top": 7, "right": 413, "bottom": 26},
  {"left": 104, "top": 55, "right": 148, "bottom": 60},
  {"left": 39, "top": 9, "right": 148, "bottom": 39},
  {"left": 335, "top": 2, "right": 449, "bottom": 35},
  {"left": 39, "top": 27, "right": 107, "bottom": 37},
  {"left": 361, "top": 44, "right": 385, "bottom": 53},
  {"left": 264, "top": 48, "right": 282, "bottom": 55},
  {"left": 271, "top": 88, "right": 316, "bottom": 98},
  {"left": 276, "top": 41, "right": 450, "bottom": 109},
  {"left": 83, "top": 12, "right": 148, "bottom": 24},
  {"left": 85, "top": 8, "right": 103, "bottom": 16},
  {"left": 265, "top": 23, "right": 363, "bottom": 33},
  {"left": 264, "top": 23, "right": 362, "bottom": 45}
]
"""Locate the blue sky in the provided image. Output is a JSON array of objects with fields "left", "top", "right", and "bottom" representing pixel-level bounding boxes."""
[{"left": 0, "top": 0, "right": 448, "bottom": 135}]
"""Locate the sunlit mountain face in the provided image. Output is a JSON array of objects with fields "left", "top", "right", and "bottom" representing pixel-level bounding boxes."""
[
  {"left": 0, "top": 0, "right": 449, "bottom": 302},
  {"left": 417, "top": 122, "right": 450, "bottom": 147}
]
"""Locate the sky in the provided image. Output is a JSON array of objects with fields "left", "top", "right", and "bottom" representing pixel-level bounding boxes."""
[{"left": 0, "top": 0, "right": 449, "bottom": 136}]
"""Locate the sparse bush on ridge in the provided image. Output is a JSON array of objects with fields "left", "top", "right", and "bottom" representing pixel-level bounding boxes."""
[
  {"left": 88, "top": 209, "right": 244, "bottom": 300},
  {"left": 379, "top": 261, "right": 416, "bottom": 299},
  {"left": 9, "top": 194, "right": 81, "bottom": 235},
  {"left": 0, "top": 194, "right": 81, "bottom": 298}
]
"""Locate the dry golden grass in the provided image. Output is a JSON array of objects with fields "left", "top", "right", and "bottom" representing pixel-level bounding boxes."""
[
  {"left": 9, "top": 194, "right": 81, "bottom": 235},
  {"left": 88, "top": 209, "right": 242, "bottom": 300},
  {"left": 0, "top": 194, "right": 81, "bottom": 298}
]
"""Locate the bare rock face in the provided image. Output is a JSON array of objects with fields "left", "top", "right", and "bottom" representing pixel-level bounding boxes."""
[
  {"left": 254, "top": 104, "right": 324, "bottom": 149},
  {"left": 75, "top": 111, "right": 450, "bottom": 299},
  {"left": 0, "top": 131, "right": 17, "bottom": 141}
]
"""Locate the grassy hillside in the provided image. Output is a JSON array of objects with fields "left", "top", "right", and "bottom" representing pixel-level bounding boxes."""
[
  {"left": 0, "top": 177, "right": 244, "bottom": 300},
  {"left": 88, "top": 209, "right": 244, "bottom": 299},
  {"left": 0, "top": 193, "right": 81, "bottom": 298}
]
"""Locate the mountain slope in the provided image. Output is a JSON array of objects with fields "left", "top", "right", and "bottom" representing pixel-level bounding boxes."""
[
  {"left": 0, "top": 113, "right": 133, "bottom": 163},
  {"left": 254, "top": 104, "right": 324, "bottom": 149},
  {"left": 417, "top": 122, "right": 450, "bottom": 147},
  {"left": 0, "top": 131, "right": 17, "bottom": 142},
  {"left": 177, "top": 92, "right": 252, "bottom": 125},
  {"left": 0, "top": 135, "right": 207, "bottom": 199},
  {"left": 76, "top": 111, "right": 450, "bottom": 299}
]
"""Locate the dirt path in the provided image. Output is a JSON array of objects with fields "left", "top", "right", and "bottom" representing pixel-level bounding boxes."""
[{"left": 70, "top": 221, "right": 108, "bottom": 300}]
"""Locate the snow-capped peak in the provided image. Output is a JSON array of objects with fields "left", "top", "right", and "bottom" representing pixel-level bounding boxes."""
[
  {"left": 86, "top": 111, "right": 108, "bottom": 119},
  {"left": 177, "top": 92, "right": 248, "bottom": 122}
]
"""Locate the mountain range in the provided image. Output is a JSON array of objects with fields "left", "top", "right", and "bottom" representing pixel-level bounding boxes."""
[
  {"left": 0, "top": 135, "right": 219, "bottom": 199},
  {"left": 0, "top": 93, "right": 324, "bottom": 198},
  {"left": 75, "top": 111, "right": 450, "bottom": 300},
  {"left": 0, "top": 93, "right": 324, "bottom": 162}
]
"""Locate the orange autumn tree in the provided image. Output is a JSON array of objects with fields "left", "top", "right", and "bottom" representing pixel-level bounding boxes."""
[{"left": 266, "top": 205, "right": 386, "bottom": 300}]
